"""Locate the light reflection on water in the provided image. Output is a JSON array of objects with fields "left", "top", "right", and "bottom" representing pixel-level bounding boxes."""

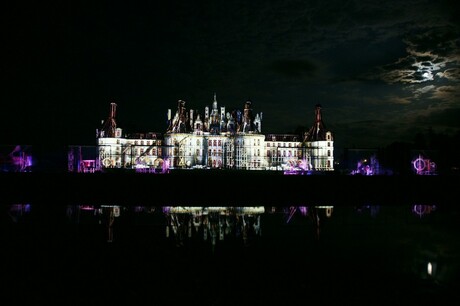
[{"left": 2, "top": 203, "right": 458, "bottom": 305}]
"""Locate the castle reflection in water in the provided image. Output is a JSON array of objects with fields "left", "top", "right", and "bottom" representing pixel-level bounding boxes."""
[
  {"left": 7, "top": 203, "right": 438, "bottom": 246},
  {"left": 5, "top": 201, "right": 458, "bottom": 304}
]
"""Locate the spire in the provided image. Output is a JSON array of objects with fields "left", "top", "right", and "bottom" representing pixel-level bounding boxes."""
[
  {"left": 304, "top": 104, "right": 327, "bottom": 141},
  {"left": 212, "top": 92, "right": 218, "bottom": 110},
  {"left": 99, "top": 102, "right": 117, "bottom": 138}
]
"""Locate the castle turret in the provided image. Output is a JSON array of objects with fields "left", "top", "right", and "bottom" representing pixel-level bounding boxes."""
[
  {"left": 254, "top": 113, "right": 261, "bottom": 134},
  {"left": 304, "top": 104, "right": 328, "bottom": 141},
  {"left": 98, "top": 102, "right": 119, "bottom": 138}
]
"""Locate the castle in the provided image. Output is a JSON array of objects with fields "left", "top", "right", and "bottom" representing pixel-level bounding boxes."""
[{"left": 95, "top": 94, "right": 334, "bottom": 173}]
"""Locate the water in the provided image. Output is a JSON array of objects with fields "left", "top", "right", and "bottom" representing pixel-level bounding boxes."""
[{"left": 2, "top": 203, "right": 459, "bottom": 305}]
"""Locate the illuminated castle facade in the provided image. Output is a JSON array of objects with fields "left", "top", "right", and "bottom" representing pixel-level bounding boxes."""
[{"left": 95, "top": 95, "right": 334, "bottom": 172}]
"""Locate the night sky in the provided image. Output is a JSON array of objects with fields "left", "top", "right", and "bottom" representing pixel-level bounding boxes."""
[{"left": 3, "top": 0, "right": 460, "bottom": 153}]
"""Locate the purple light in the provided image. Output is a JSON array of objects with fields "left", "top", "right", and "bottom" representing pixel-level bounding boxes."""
[
  {"left": 412, "top": 204, "right": 436, "bottom": 217},
  {"left": 412, "top": 154, "right": 437, "bottom": 175},
  {"left": 299, "top": 206, "right": 308, "bottom": 216}
]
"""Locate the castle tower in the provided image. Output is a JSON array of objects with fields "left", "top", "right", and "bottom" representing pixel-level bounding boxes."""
[
  {"left": 98, "top": 102, "right": 119, "bottom": 138},
  {"left": 304, "top": 104, "right": 328, "bottom": 142},
  {"left": 303, "top": 104, "right": 334, "bottom": 171}
]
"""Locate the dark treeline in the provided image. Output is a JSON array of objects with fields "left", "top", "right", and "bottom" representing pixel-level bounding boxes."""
[{"left": 337, "top": 130, "right": 460, "bottom": 175}]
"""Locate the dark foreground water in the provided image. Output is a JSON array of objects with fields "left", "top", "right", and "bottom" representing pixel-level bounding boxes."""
[{"left": 2, "top": 204, "right": 460, "bottom": 305}]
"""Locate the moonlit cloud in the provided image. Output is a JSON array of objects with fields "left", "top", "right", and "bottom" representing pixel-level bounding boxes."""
[
  {"left": 430, "top": 85, "right": 460, "bottom": 102},
  {"left": 388, "top": 96, "right": 412, "bottom": 105},
  {"left": 414, "top": 85, "right": 436, "bottom": 98},
  {"left": 436, "top": 68, "right": 460, "bottom": 81}
]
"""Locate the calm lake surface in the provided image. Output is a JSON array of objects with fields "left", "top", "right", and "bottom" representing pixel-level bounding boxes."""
[{"left": 2, "top": 203, "right": 459, "bottom": 305}]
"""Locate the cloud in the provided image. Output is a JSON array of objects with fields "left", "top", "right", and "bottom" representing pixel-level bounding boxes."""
[
  {"left": 388, "top": 95, "right": 412, "bottom": 105},
  {"left": 376, "top": 24, "right": 460, "bottom": 85},
  {"left": 430, "top": 85, "right": 460, "bottom": 103},
  {"left": 414, "top": 85, "right": 436, "bottom": 97},
  {"left": 436, "top": 68, "right": 460, "bottom": 81}
]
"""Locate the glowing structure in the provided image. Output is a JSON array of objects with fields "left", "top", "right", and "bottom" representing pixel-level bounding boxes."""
[
  {"left": 164, "top": 96, "right": 266, "bottom": 170},
  {"left": 412, "top": 154, "right": 437, "bottom": 175},
  {"left": 96, "top": 102, "right": 167, "bottom": 172},
  {"left": 0, "top": 145, "right": 33, "bottom": 172},
  {"left": 303, "top": 104, "right": 334, "bottom": 171},
  {"left": 412, "top": 204, "right": 436, "bottom": 217},
  {"left": 68, "top": 146, "right": 98, "bottom": 173},
  {"left": 350, "top": 155, "right": 381, "bottom": 175},
  {"left": 95, "top": 96, "right": 334, "bottom": 172}
]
